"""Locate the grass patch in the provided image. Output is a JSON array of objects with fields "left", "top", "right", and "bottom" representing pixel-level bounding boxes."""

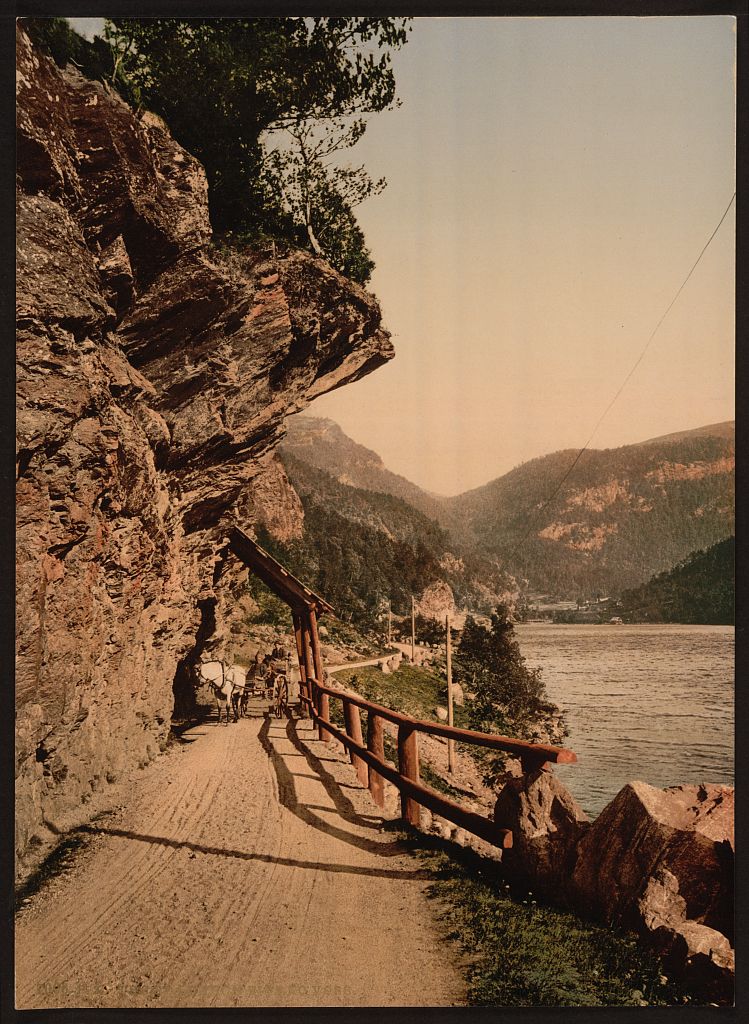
[
  {"left": 334, "top": 662, "right": 470, "bottom": 727},
  {"left": 332, "top": 663, "right": 481, "bottom": 799},
  {"left": 388, "top": 823, "right": 691, "bottom": 1007}
]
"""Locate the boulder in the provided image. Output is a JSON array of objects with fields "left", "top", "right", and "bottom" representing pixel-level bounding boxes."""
[
  {"left": 493, "top": 766, "right": 589, "bottom": 898},
  {"left": 640, "top": 867, "right": 734, "bottom": 1000},
  {"left": 570, "top": 782, "right": 733, "bottom": 940},
  {"left": 659, "top": 921, "right": 734, "bottom": 1004},
  {"left": 451, "top": 682, "right": 464, "bottom": 706},
  {"left": 435, "top": 707, "right": 448, "bottom": 722},
  {"left": 569, "top": 781, "right": 734, "bottom": 1003}
]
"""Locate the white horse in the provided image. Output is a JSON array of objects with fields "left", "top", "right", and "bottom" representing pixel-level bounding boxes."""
[
  {"left": 226, "top": 664, "right": 248, "bottom": 719},
  {"left": 198, "top": 661, "right": 237, "bottom": 725}
]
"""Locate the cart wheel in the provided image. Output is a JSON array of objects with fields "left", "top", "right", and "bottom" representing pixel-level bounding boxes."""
[{"left": 274, "top": 679, "right": 289, "bottom": 719}]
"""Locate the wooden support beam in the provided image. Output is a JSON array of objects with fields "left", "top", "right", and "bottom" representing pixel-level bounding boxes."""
[
  {"left": 307, "top": 608, "right": 331, "bottom": 742},
  {"left": 308, "top": 607, "right": 325, "bottom": 683},
  {"left": 292, "top": 612, "right": 309, "bottom": 718},
  {"left": 318, "top": 690, "right": 331, "bottom": 743}
]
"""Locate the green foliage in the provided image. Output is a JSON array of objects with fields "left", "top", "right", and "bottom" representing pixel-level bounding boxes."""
[
  {"left": 457, "top": 608, "right": 545, "bottom": 728},
  {"left": 395, "top": 828, "right": 689, "bottom": 1006},
  {"left": 455, "top": 607, "right": 557, "bottom": 784},
  {"left": 104, "top": 18, "right": 410, "bottom": 279},
  {"left": 256, "top": 475, "right": 455, "bottom": 630},
  {"left": 620, "top": 537, "right": 734, "bottom": 624},
  {"left": 24, "top": 18, "right": 115, "bottom": 81},
  {"left": 414, "top": 614, "right": 447, "bottom": 646},
  {"left": 280, "top": 452, "right": 515, "bottom": 618},
  {"left": 243, "top": 572, "right": 292, "bottom": 627},
  {"left": 335, "top": 663, "right": 466, "bottom": 726},
  {"left": 266, "top": 119, "right": 382, "bottom": 282}
]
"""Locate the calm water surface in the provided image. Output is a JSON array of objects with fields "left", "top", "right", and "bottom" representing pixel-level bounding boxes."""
[{"left": 515, "top": 624, "right": 734, "bottom": 819}]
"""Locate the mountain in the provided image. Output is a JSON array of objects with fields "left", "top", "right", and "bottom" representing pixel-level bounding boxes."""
[
  {"left": 620, "top": 537, "right": 734, "bottom": 624},
  {"left": 283, "top": 416, "right": 734, "bottom": 601},
  {"left": 445, "top": 424, "right": 735, "bottom": 597},
  {"left": 638, "top": 421, "right": 735, "bottom": 446},
  {"left": 280, "top": 415, "right": 448, "bottom": 522},
  {"left": 273, "top": 449, "right": 517, "bottom": 622}
]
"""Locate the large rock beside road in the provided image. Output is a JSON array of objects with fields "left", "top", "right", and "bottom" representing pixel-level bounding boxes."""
[
  {"left": 492, "top": 770, "right": 734, "bottom": 1003},
  {"left": 493, "top": 766, "right": 590, "bottom": 897},
  {"left": 570, "top": 781, "right": 734, "bottom": 1002},
  {"left": 570, "top": 782, "right": 733, "bottom": 939}
]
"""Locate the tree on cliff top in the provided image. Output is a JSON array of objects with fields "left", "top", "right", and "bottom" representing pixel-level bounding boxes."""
[{"left": 104, "top": 18, "right": 410, "bottom": 280}]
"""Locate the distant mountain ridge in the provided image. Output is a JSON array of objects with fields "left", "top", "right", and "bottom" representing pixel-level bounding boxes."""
[
  {"left": 281, "top": 415, "right": 734, "bottom": 600},
  {"left": 280, "top": 416, "right": 448, "bottom": 521},
  {"left": 637, "top": 421, "right": 735, "bottom": 447},
  {"left": 446, "top": 425, "right": 734, "bottom": 596}
]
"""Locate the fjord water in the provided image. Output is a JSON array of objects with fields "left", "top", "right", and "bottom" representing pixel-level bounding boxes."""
[{"left": 515, "top": 623, "right": 734, "bottom": 819}]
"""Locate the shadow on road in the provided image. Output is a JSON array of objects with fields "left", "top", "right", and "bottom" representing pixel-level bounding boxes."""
[
  {"left": 57, "top": 822, "right": 430, "bottom": 881},
  {"left": 258, "top": 715, "right": 407, "bottom": 860}
]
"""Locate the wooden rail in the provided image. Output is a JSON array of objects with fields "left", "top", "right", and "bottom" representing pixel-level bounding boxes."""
[{"left": 300, "top": 678, "right": 577, "bottom": 850}]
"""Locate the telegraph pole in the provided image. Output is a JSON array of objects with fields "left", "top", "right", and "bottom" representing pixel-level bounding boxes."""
[
  {"left": 446, "top": 613, "right": 456, "bottom": 773},
  {"left": 387, "top": 601, "right": 392, "bottom": 646},
  {"left": 411, "top": 595, "right": 416, "bottom": 664}
]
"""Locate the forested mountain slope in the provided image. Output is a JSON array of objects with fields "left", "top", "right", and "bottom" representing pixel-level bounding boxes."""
[
  {"left": 284, "top": 417, "right": 734, "bottom": 600},
  {"left": 273, "top": 452, "right": 517, "bottom": 622},
  {"left": 281, "top": 415, "right": 449, "bottom": 522},
  {"left": 620, "top": 537, "right": 734, "bottom": 624},
  {"left": 445, "top": 426, "right": 734, "bottom": 596}
]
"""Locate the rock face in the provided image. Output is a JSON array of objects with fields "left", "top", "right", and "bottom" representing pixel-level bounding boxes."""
[
  {"left": 416, "top": 580, "right": 455, "bottom": 621},
  {"left": 15, "top": 26, "right": 393, "bottom": 878}
]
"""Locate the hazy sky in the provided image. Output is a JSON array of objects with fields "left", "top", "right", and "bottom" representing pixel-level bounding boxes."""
[{"left": 70, "top": 17, "right": 735, "bottom": 495}]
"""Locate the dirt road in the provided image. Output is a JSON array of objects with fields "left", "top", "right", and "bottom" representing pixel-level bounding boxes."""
[{"left": 15, "top": 714, "right": 466, "bottom": 1008}]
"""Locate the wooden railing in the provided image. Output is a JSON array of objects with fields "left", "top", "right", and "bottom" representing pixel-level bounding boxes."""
[{"left": 299, "top": 678, "right": 577, "bottom": 850}]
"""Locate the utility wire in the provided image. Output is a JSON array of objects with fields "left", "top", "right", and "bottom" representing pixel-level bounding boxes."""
[{"left": 507, "top": 190, "right": 736, "bottom": 564}]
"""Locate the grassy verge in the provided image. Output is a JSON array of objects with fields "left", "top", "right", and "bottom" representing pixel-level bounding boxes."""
[
  {"left": 333, "top": 662, "right": 470, "bottom": 728},
  {"left": 332, "top": 663, "right": 509, "bottom": 793},
  {"left": 389, "top": 823, "right": 693, "bottom": 1007}
]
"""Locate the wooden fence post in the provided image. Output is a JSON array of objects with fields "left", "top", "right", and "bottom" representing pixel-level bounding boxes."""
[
  {"left": 318, "top": 689, "right": 331, "bottom": 743},
  {"left": 397, "top": 723, "right": 421, "bottom": 826},
  {"left": 367, "top": 712, "right": 385, "bottom": 808},
  {"left": 343, "top": 699, "right": 367, "bottom": 786}
]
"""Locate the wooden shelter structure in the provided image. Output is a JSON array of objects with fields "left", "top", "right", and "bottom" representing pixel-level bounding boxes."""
[{"left": 228, "top": 527, "right": 332, "bottom": 714}]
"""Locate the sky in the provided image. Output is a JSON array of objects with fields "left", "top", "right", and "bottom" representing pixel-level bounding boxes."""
[{"left": 70, "top": 17, "right": 736, "bottom": 496}]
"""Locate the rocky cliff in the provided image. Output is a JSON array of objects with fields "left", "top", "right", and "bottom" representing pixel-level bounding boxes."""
[{"left": 15, "top": 25, "right": 393, "bottom": 878}]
